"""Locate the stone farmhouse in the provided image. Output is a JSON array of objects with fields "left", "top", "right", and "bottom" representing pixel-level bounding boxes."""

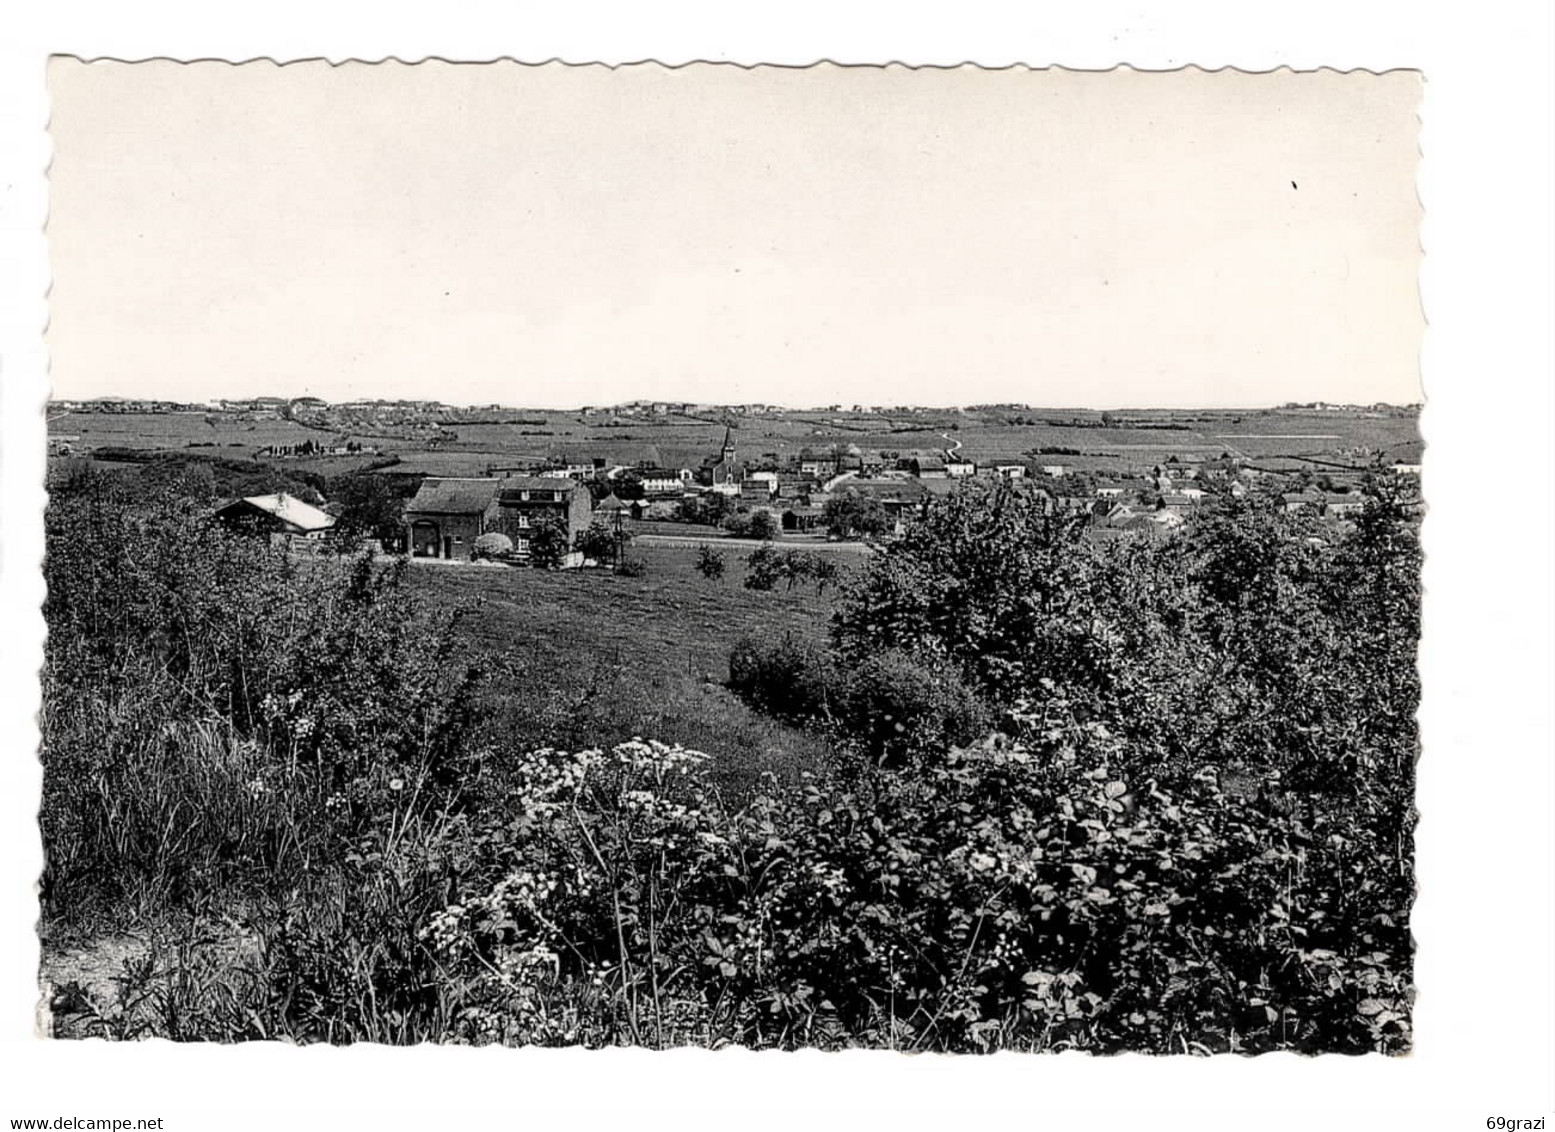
[{"left": 402, "top": 475, "right": 591, "bottom": 562}]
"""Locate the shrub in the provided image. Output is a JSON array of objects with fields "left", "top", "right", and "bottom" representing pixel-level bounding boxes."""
[
  {"left": 574, "top": 520, "right": 623, "bottom": 564},
  {"left": 725, "top": 510, "right": 778, "bottom": 540},
  {"left": 614, "top": 557, "right": 647, "bottom": 578},
  {"left": 154, "top": 723, "right": 1410, "bottom": 1052},
  {"left": 40, "top": 478, "right": 482, "bottom": 927},
  {"left": 693, "top": 544, "right": 726, "bottom": 580},
  {"left": 727, "top": 633, "right": 842, "bottom": 722},
  {"left": 836, "top": 649, "right": 990, "bottom": 765},
  {"left": 472, "top": 532, "right": 514, "bottom": 560}
]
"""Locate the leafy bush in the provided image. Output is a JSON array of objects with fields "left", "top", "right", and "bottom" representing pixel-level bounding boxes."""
[
  {"left": 575, "top": 520, "right": 628, "bottom": 564},
  {"left": 527, "top": 516, "right": 571, "bottom": 569},
  {"left": 837, "top": 649, "right": 990, "bottom": 765},
  {"left": 472, "top": 532, "right": 514, "bottom": 560},
  {"left": 727, "top": 633, "right": 843, "bottom": 722},
  {"left": 822, "top": 490, "right": 890, "bottom": 539},
  {"left": 614, "top": 557, "right": 647, "bottom": 578},
  {"left": 113, "top": 723, "right": 1408, "bottom": 1052},
  {"left": 725, "top": 510, "right": 778, "bottom": 540},
  {"left": 40, "top": 474, "right": 482, "bottom": 925},
  {"left": 694, "top": 544, "right": 726, "bottom": 580}
]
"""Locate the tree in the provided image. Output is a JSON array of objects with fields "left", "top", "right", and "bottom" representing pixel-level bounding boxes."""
[
  {"left": 777, "top": 549, "right": 814, "bottom": 591},
  {"left": 677, "top": 492, "right": 733, "bottom": 527},
  {"left": 743, "top": 544, "right": 784, "bottom": 591},
  {"left": 327, "top": 473, "right": 405, "bottom": 549},
  {"left": 612, "top": 468, "right": 646, "bottom": 501},
  {"left": 810, "top": 555, "right": 841, "bottom": 596},
  {"left": 831, "top": 479, "right": 1092, "bottom": 701},
  {"left": 749, "top": 510, "right": 779, "bottom": 541},
  {"left": 694, "top": 544, "right": 727, "bottom": 580},
  {"left": 527, "top": 516, "right": 571, "bottom": 570},
  {"left": 822, "top": 490, "right": 890, "bottom": 539},
  {"left": 726, "top": 509, "right": 778, "bottom": 541},
  {"left": 575, "top": 520, "right": 624, "bottom": 565}
]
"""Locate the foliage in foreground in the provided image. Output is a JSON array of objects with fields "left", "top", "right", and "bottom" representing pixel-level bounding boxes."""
[
  {"left": 54, "top": 729, "right": 1409, "bottom": 1053},
  {"left": 39, "top": 469, "right": 1418, "bottom": 1053}
]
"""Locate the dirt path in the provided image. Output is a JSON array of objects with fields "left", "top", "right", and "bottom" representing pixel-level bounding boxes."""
[
  {"left": 632, "top": 533, "right": 872, "bottom": 555},
  {"left": 36, "top": 933, "right": 152, "bottom": 1038}
]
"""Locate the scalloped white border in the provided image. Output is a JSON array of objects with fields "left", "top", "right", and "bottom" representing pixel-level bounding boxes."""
[{"left": 3, "top": 6, "right": 1553, "bottom": 1131}]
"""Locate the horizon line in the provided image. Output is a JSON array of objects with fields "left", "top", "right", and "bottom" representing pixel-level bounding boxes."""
[{"left": 47, "top": 395, "right": 1423, "bottom": 413}]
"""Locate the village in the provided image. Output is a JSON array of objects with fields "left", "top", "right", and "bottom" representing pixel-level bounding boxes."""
[{"left": 189, "top": 407, "right": 1423, "bottom": 566}]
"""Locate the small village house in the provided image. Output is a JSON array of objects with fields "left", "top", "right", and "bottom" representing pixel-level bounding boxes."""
[
  {"left": 402, "top": 476, "right": 591, "bottom": 563},
  {"left": 402, "top": 478, "right": 500, "bottom": 560},
  {"left": 739, "top": 477, "right": 776, "bottom": 505},
  {"left": 798, "top": 448, "right": 837, "bottom": 478},
  {"left": 214, "top": 493, "right": 337, "bottom": 541},
  {"left": 910, "top": 456, "right": 947, "bottom": 479},
  {"left": 636, "top": 468, "right": 692, "bottom": 496},
  {"left": 1323, "top": 494, "right": 1367, "bottom": 518},
  {"left": 1280, "top": 491, "right": 1327, "bottom": 514}
]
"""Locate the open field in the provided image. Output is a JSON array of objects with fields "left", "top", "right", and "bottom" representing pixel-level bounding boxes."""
[
  {"left": 409, "top": 541, "right": 849, "bottom": 792},
  {"left": 48, "top": 410, "right": 386, "bottom": 459},
  {"left": 52, "top": 405, "right": 1422, "bottom": 481}
]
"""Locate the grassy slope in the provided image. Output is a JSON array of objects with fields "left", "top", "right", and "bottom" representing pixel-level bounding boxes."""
[{"left": 409, "top": 542, "right": 844, "bottom": 793}]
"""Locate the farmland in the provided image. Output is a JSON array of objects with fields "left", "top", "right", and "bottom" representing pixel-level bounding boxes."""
[{"left": 48, "top": 401, "right": 1423, "bottom": 481}]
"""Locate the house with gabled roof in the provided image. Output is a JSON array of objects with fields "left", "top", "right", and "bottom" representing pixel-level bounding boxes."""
[
  {"left": 215, "top": 493, "right": 336, "bottom": 539},
  {"left": 402, "top": 478, "right": 501, "bottom": 560},
  {"left": 402, "top": 475, "right": 591, "bottom": 562},
  {"left": 910, "top": 456, "right": 947, "bottom": 479}
]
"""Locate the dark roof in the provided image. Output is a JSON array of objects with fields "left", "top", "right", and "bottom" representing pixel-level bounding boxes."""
[
  {"left": 404, "top": 478, "right": 499, "bottom": 515},
  {"left": 839, "top": 478, "right": 930, "bottom": 501}
]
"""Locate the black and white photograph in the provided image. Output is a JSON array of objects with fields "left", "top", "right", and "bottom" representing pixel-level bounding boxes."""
[
  {"left": 2, "top": 15, "right": 1552, "bottom": 1128},
  {"left": 34, "top": 59, "right": 1428, "bottom": 1054}
]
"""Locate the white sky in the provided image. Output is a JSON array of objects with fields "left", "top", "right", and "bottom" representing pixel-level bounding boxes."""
[{"left": 46, "top": 61, "right": 1423, "bottom": 408}]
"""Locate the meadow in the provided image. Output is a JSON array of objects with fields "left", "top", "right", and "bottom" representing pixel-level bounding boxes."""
[
  {"left": 48, "top": 409, "right": 384, "bottom": 458},
  {"left": 410, "top": 543, "right": 843, "bottom": 792}
]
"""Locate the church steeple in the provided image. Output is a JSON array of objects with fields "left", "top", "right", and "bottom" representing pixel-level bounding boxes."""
[{"left": 720, "top": 425, "right": 736, "bottom": 464}]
